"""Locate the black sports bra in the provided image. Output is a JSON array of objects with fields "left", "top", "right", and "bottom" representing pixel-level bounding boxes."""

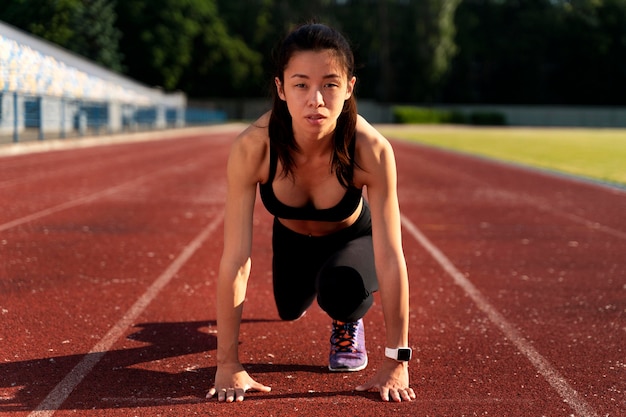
[{"left": 259, "top": 140, "right": 362, "bottom": 222}]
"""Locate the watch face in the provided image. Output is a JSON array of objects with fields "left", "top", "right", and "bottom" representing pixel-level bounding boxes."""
[{"left": 397, "top": 348, "right": 412, "bottom": 361}]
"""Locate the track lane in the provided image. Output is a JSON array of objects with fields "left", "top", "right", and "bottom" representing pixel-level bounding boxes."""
[
  {"left": 0, "top": 135, "right": 224, "bottom": 225},
  {"left": 1, "top": 131, "right": 232, "bottom": 415},
  {"left": 401, "top": 214, "right": 598, "bottom": 417},
  {"left": 1, "top": 130, "right": 624, "bottom": 416},
  {"left": 392, "top": 139, "right": 625, "bottom": 417}
]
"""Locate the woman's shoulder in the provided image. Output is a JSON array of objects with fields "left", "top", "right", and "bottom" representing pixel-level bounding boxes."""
[
  {"left": 233, "top": 112, "right": 271, "bottom": 154},
  {"left": 352, "top": 115, "right": 397, "bottom": 188},
  {"left": 354, "top": 114, "right": 393, "bottom": 155},
  {"left": 229, "top": 112, "right": 271, "bottom": 182},
  {"left": 236, "top": 112, "right": 271, "bottom": 146}
]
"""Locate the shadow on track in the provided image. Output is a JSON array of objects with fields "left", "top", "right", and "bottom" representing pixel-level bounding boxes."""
[
  {"left": 0, "top": 319, "right": 256, "bottom": 411},
  {"left": 2, "top": 318, "right": 377, "bottom": 411}
]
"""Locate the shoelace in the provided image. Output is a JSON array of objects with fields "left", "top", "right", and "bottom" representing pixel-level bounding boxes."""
[{"left": 330, "top": 321, "right": 358, "bottom": 353}]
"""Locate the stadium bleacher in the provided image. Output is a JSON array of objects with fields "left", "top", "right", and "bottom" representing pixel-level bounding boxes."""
[{"left": 0, "top": 20, "right": 187, "bottom": 142}]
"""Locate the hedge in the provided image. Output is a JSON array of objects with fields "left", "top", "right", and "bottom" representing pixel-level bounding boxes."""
[{"left": 392, "top": 106, "right": 506, "bottom": 126}]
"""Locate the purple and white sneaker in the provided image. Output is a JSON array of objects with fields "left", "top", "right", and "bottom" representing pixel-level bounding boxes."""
[{"left": 328, "top": 319, "right": 368, "bottom": 372}]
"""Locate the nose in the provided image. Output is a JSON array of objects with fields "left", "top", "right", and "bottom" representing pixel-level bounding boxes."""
[{"left": 308, "top": 89, "right": 324, "bottom": 107}]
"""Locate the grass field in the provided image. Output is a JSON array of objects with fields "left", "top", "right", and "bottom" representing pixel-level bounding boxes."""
[{"left": 379, "top": 125, "right": 626, "bottom": 187}]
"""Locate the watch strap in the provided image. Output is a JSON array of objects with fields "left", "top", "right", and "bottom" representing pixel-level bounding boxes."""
[{"left": 385, "top": 347, "right": 412, "bottom": 361}]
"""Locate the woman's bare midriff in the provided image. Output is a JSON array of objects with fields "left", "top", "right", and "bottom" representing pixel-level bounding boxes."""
[{"left": 276, "top": 198, "right": 363, "bottom": 237}]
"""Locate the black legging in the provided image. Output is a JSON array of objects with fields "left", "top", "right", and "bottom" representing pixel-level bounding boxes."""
[{"left": 271, "top": 201, "right": 378, "bottom": 323}]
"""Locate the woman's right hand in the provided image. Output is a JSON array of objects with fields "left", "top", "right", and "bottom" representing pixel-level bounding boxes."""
[{"left": 206, "top": 363, "right": 272, "bottom": 403}]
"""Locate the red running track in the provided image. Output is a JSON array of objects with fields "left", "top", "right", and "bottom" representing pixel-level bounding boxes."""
[{"left": 1, "top": 126, "right": 624, "bottom": 417}]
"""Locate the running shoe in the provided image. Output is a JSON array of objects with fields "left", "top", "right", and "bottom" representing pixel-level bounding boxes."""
[{"left": 328, "top": 319, "right": 368, "bottom": 372}]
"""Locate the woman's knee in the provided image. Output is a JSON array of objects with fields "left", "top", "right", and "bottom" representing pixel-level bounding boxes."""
[
  {"left": 274, "top": 290, "right": 315, "bottom": 322},
  {"left": 317, "top": 266, "right": 374, "bottom": 322},
  {"left": 277, "top": 308, "right": 308, "bottom": 322}
]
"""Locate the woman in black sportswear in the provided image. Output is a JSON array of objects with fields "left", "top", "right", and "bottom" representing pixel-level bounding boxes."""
[{"left": 208, "top": 23, "right": 414, "bottom": 404}]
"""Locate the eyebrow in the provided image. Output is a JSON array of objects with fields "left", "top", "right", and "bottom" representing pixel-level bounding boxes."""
[{"left": 290, "top": 73, "right": 342, "bottom": 80}]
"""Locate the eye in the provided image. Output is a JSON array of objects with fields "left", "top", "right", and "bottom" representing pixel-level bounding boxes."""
[
  {"left": 324, "top": 83, "right": 339, "bottom": 88},
  {"left": 294, "top": 83, "right": 306, "bottom": 88}
]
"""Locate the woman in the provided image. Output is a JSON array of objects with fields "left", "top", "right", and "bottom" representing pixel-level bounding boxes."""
[{"left": 207, "top": 23, "right": 415, "bottom": 403}]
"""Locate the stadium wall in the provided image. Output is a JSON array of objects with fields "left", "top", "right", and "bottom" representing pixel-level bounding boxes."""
[{"left": 206, "top": 100, "right": 626, "bottom": 129}]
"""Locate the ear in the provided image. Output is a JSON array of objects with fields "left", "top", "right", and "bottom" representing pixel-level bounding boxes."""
[
  {"left": 275, "top": 77, "right": 286, "bottom": 101},
  {"left": 345, "top": 76, "right": 356, "bottom": 100}
]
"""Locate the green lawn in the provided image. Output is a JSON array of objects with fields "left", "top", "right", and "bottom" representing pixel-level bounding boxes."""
[{"left": 379, "top": 125, "right": 626, "bottom": 186}]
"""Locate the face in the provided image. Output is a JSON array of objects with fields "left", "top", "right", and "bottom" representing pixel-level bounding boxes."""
[{"left": 275, "top": 49, "right": 356, "bottom": 140}]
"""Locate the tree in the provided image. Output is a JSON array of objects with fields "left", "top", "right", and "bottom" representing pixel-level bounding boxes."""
[
  {"left": 71, "top": 0, "right": 124, "bottom": 72},
  {"left": 445, "top": 0, "right": 626, "bottom": 105},
  {"left": 0, "top": 0, "right": 78, "bottom": 46},
  {"left": 216, "top": 0, "right": 465, "bottom": 101},
  {"left": 215, "top": 0, "right": 343, "bottom": 96},
  {"left": 414, "top": 0, "right": 461, "bottom": 101},
  {"left": 552, "top": 0, "right": 626, "bottom": 104},
  {"left": 115, "top": 0, "right": 262, "bottom": 95},
  {"left": 0, "top": 0, "right": 124, "bottom": 73},
  {"left": 5, "top": 0, "right": 625, "bottom": 104},
  {"left": 330, "top": 0, "right": 462, "bottom": 103},
  {"left": 445, "top": 0, "right": 563, "bottom": 104}
]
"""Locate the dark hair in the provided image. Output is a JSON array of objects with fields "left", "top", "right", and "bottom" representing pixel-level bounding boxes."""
[{"left": 268, "top": 23, "right": 358, "bottom": 188}]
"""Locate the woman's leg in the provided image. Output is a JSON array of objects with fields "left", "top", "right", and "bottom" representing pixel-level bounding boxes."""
[
  {"left": 271, "top": 218, "right": 318, "bottom": 321},
  {"left": 316, "top": 234, "right": 378, "bottom": 323}
]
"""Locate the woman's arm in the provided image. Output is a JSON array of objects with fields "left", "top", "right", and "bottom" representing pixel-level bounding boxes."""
[
  {"left": 353, "top": 117, "right": 415, "bottom": 402},
  {"left": 208, "top": 124, "right": 272, "bottom": 402}
]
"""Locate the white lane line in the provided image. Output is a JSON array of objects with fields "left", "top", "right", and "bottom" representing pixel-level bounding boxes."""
[
  {"left": 0, "top": 161, "right": 193, "bottom": 233},
  {"left": 479, "top": 188, "right": 626, "bottom": 241},
  {"left": 100, "top": 396, "right": 207, "bottom": 405},
  {"left": 27, "top": 212, "right": 224, "bottom": 417},
  {"left": 533, "top": 200, "right": 626, "bottom": 240},
  {"left": 401, "top": 215, "right": 600, "bottom": 417}
]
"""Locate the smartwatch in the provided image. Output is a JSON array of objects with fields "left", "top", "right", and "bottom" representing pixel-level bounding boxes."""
[{"left": 385, "top": 347, "right": 412, "bottom": 362}]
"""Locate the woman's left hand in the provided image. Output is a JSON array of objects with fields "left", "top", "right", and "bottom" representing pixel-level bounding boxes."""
[{"left": 356, "top": 358, "right": 416, "bottom": 402}]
